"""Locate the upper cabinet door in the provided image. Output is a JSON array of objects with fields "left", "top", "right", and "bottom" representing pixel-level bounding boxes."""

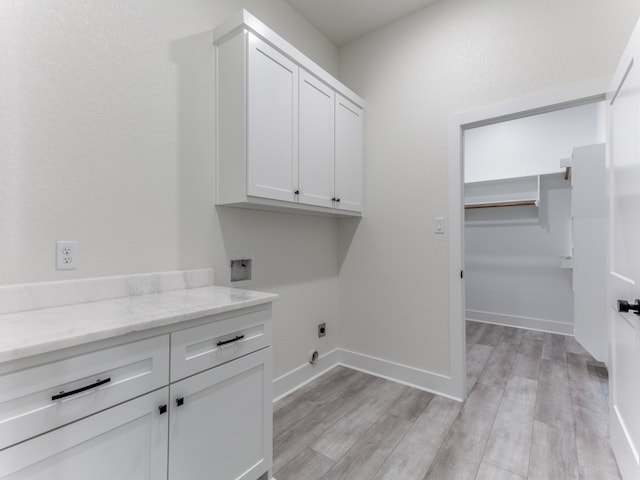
[
  {"left": 247, "top": 34, "right": 298, "bottom": 202},
  {"left": 298, "top": 70, "right": 335, "bottom": 209},
  {"left": 335, "top": 94, "right": 363, "bottom": 213}
]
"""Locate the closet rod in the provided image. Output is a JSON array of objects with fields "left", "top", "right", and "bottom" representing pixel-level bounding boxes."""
[{"left": 465, "top": 200, "right": 537, "bottom": 210}]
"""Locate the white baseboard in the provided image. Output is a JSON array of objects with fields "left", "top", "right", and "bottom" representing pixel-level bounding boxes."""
[
  {"left": 273, "top": 311, "right": 575, "bottom": 406},
  {"left": 273, "top": 348, "right": 463, "bottom": 403},
  {"left": 338, "top": 349, "right": 462, "bottom": 401},
  {"left": 273, "top": 348, "right": 341, "bottom": 402},
  {"left": 611, "top": 405, "right": 640, "bottom": 480},
  {"left": 466, "top": 309, "right": 574, "bottom": 335}
]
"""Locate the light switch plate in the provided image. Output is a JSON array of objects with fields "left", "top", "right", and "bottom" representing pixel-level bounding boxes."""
[{"left": 434, "top": 217, "right": 445, "bottom": 234}]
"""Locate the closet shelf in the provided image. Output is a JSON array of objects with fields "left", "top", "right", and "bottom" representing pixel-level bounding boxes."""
[
  {"left": 464, "top": 175, "right": 540, "bottom": 210},
  {"left": 465, "top": 200, "right": 537, "bottom": 210}
]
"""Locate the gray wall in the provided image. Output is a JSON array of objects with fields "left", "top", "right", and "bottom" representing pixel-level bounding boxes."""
[
  {"left": 465, "top": 175, "right": 573, "bottom": 333},
  {"left": 0, "top": 0, "right": 340, "bottom": 379},
  {"left": 336, "top": 0, "right": 640, "bottom": 377},
  {"left": 2, "top": 0, "right": 640, "bottom": 387}
]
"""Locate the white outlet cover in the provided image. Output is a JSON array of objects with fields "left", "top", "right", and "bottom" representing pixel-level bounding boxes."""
[{"left": 56, "top": 241, "right": 78, "bottom": 270}]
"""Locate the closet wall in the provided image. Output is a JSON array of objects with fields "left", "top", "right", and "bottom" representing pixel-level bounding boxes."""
[
  {"left": 464, "top": 102, "right": 604, "bottom": 334},
  {"left": 465, "top": 103, "right": 605, "bottom": 182}
]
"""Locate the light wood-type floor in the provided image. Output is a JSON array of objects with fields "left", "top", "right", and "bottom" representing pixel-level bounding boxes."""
[{"left": 272, "top": 321, "right": 619, "bottom": 480}]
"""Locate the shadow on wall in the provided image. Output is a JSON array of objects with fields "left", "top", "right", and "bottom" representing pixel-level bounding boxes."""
[
  {"left": 169, "top": 30, "right": 362, "bottom": 288},
  {"left": 170, "top": 31, "right": 218, "bottom": 271},
  {"left": 337, "top": 216, "right": 362, "bottom": 272},
  {"left": 216, "top": 206, "right": 342, "bottom": 288}
]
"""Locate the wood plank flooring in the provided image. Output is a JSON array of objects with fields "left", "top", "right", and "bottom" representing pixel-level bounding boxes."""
[{"left": 273, "top": 322, "right": 619, "bottom": 480}]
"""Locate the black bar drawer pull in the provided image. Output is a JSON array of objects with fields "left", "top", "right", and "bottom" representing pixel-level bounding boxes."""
[
  {"left": 618, "top": 299, "right": 640, "bottom": 315},
  {"left": 52, "top": 377, "right": 111, "bottom": 401},
  {"left": 216, "top": 335, "right": 245, "bottom": 347}
]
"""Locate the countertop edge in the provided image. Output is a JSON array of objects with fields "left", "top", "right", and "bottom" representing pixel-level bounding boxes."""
[{"left": 0, "top": 287, "right": 278, "bottom": 364}]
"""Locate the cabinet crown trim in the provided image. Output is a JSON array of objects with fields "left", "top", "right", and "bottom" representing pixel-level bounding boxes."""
[{"left": 213, "top": 9, "right": 365, "bottom": 109}]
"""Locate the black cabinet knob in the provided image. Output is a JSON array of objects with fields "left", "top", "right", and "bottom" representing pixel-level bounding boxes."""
[
  {"left": 618, "top": 299, "right": 640, "bottom": 315},
  {"left": 158, "top": 404, "right": 167, "bottom": 415},
  {"left": 294, "top": 190, "right": 299, "bottom": 195},
  {"left": 331, "top": 197, "right": 336, "bottom": 202},
  {"left": 336, "top": 198, "right": 340, "bottom": 203},
  {"left": 176, "top": 397, "right": 184, "bottom": 407}
]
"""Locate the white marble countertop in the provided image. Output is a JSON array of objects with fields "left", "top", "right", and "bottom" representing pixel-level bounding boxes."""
[{"left": 0, "top": 270, "right": 278, "bottom": 363}]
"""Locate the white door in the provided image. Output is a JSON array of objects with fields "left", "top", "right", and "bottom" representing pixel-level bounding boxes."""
[
  {"left": 572, "top": 144, "right": 608, "bottom": 362},
  {"left": 608, "top": 18, "right": 640, "bottom": 480},
  {"left": 247, "top": 33, "right": 298, "bottom": 202},
  {"left": 0, "top": 388, "right": 169, "bottom": 480},
  {"left": 334, "top": 94, "right": 363, "bottom": 213},
  {"left": 299, "top": 69, "right": 335, "bottom": 208},
  {"left": 168, "top": 347, "right": 272, "bottom": 480}
]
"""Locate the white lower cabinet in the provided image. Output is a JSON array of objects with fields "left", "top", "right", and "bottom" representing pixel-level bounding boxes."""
[
  {"left": 169, "top": 347, "right": 272, "bottom": 480},
  {"left": 0, "top": 388, "right": 169, "bottom": 480},
  {"left": 0, "top": 335, "right": 170, "bottom": 451},
  {"left": 0, "top": 306, "right": 273, "bottom": 480}
]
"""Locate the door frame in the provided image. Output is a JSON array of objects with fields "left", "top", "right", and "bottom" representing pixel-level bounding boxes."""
[{"left": 447, "top": 78, "right": 608, "bottom": 400}]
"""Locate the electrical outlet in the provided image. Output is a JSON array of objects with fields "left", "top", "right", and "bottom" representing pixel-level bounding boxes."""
[
  {"left": 318, "top": 323, "right": 326, "bottom": 338},
  {"left": 56, "top": 241, "right": 78, "bottom": 270}
]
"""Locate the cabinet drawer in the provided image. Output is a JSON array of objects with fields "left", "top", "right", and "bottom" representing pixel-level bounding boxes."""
[
  {"left": 0, "top": 335, "right": 169, "bottom": 450},
  {"left": 0, "top": 388, "right": 168, "bottom": 479},
  {"left": 170, "top": 307, "right": 272, "bottom": 382}
]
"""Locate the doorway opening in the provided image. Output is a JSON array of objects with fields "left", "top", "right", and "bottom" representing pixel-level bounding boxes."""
[{"left": 447, "top": 81, "right": 607, "bottom": 400}]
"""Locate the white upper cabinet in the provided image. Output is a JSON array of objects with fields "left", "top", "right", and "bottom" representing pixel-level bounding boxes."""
[
  {"left": 299, "top": 70, "right": 335, "bottom": 209},
  {"left": 247, "top": 35, "right": 298, "bottom": 202},
  {"left": 214, "top": 10, "right": 364, "bottom": 217},
  {"left": 335, "top": 94, "right": 364, "bottom": 213}
]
